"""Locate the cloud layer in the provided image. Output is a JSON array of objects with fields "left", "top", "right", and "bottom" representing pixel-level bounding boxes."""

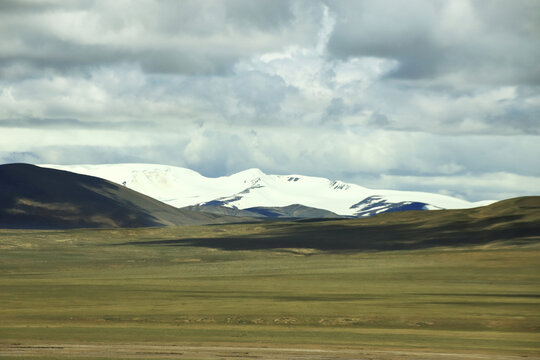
[{"left": 1, "top": 0, "right": 539, "bottom": 200}]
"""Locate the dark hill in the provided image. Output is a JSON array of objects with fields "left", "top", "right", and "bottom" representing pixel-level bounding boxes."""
[
  {"left": 183, "top": 203, "right": 342, "bottom": 219},
  {"left": 127, "top": 196, "right": 540, "bottom": 251},
  {"left": 0, "top": 163, "right": 247, "bottom": 229},
  {"left": 243, "top": 204, "right": 342, "bottom": 219}
]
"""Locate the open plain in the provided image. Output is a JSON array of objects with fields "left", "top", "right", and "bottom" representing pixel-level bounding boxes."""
[{"left": 1, "top": 200, "right": 539, "bottom": 359}]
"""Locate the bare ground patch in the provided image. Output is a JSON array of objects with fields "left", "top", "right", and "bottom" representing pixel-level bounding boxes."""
[{"left": 1, "top": 343, "right": 537, "bottom": 360}]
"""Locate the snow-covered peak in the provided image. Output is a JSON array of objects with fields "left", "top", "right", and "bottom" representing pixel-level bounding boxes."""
[
  {"left": 232, "top": 167, "right": 266, "bottom": 181},
  {"left": 39, "top": 163, "right": 495, "bottom": 216}
]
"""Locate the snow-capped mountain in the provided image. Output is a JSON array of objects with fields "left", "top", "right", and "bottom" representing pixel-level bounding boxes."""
[{"left": 40, "top": 164, "right": 494, "bottom": 217}]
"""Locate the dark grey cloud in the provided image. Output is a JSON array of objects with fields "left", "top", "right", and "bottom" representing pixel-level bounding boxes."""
[
  {"left": 0, "top": 32, "right": 242, "bottom": 77},
  {"left": 324, "top": 97, "right": 346, "bottom": 121},
  {"left": 367, "top": 113, "right": 390, "bottom": 128},
  {"left": 485, "top": 107, "right": 540, "bottom": 135},
  {"left": 0, "top": 0, "right": 91, "bottom": 13},
  {"left": 232, "top": 72, "right": 292, "bottom": 120},
  {"left": 224, "top": 0, "right": 294, "bottom": 30},
  {"left": 326, "top": 0, "right": 540, "bottom": 85},
  {"left": 0, "top": 0, "right": 304, "bottom": 77}
]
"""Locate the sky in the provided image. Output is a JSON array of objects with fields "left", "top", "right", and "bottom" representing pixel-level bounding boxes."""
[{"left": 1, "top": 0, "right": 539, "bottom": 201}]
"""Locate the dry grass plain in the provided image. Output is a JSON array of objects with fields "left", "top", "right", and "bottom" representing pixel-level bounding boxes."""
[{"left": 1, "top": 207, "right": 539, "bottom": 359}]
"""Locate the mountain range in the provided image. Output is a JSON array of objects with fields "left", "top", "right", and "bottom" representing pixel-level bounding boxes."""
[
  {"left": 42, "top": 163, "right": 493, "bottom": 218},
  {"left": 1, "top": 163, "right": 537, "bottom": 232},
  {"left": 0, "top": 163, "right": 249, "bottom": 229}
]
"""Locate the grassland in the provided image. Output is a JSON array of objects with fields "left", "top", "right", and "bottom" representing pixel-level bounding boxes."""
[{"left": 1, "top": 211, "right": 539, "bottom": 359}]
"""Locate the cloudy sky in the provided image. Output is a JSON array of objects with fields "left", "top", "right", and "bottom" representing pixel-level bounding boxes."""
[{"left": 1, "top": 0, "right": 539, "bottom": 201}]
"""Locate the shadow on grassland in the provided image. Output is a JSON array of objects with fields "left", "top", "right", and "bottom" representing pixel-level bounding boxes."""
[{"left": 118, "top": 212, "right": 540, "bottom": 252}]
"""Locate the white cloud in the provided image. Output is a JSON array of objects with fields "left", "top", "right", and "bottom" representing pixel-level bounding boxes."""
[{"left": 371, "top": 172, "right": 540, "bottom": 202}]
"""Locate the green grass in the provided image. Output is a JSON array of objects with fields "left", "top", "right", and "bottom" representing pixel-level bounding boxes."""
[{"left": 0, "top": 224, "right": 539, "bottom": 358}]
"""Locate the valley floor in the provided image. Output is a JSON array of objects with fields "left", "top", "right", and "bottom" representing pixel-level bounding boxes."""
[
  {"left": 2, "top": 342, "right": 537, "bottom": 360},
  {"left": 0, "top": 225, "right": 539, "bottom": 359}
]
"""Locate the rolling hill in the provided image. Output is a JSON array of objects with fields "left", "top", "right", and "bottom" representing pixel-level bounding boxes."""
[
  {"left": 184, "top": 203, "right": 341, "bottom": 219},
  {"left": 0, "top": 163, "right": 250, "bottom": 229},
  {"left": 123, "top": 196, "right": 540, "bottom": 251}
]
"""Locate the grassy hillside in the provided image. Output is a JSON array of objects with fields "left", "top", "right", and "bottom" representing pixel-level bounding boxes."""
[
  {"left": 0, "top": 163, "right": 249, "bottom": 228},
  {"left": 133, "top": 196, "right": 540, "bottom": 251},
  {"left": 242, "top": 203, "right": 342, "bottom": 218},
  {"left": 183, "top": 203, "right": 341, "bottom": 219},
  {"left": 0, "top": 199, "right": 539, "bottom": 358}
]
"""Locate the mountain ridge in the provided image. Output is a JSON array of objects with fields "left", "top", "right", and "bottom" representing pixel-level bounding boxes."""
[{"left": 40, "top": 163, "right": 494, "bottom": 217}]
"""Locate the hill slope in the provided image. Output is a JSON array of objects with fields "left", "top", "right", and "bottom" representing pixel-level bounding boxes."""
[
  {"left": 125, "top": 196, "right": 540, "bottom": 251},
  {"left": 41, "top": 163, "right": 494, "bottom": 216},
  {"left": 0, "top": 164, "right": 246, "bottom": 229},
  {"left": 184, "top": 203, "right": 341, "bottom": 219}
]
